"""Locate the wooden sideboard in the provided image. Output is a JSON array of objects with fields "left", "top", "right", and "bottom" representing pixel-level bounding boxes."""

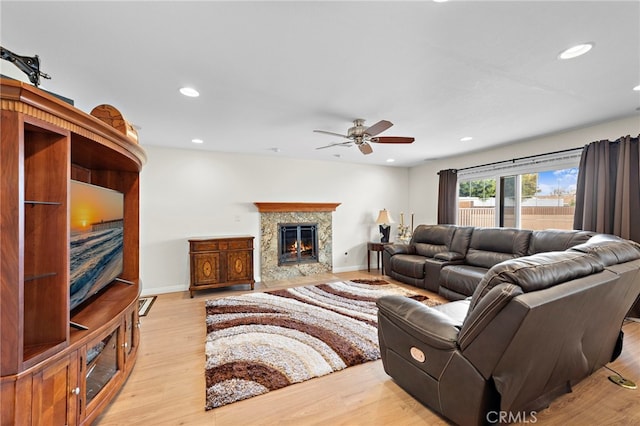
[{"left": 188, "top": 236, "right": 255, "bottom": 297}]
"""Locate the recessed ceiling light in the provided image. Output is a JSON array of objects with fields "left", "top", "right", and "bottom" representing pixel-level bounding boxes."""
[
  {"left": 633, "top": 85, "right": 640, "bottom": 91},
  {"left": 386, "top": 158, "right": 395, "bottom": 163},
  {"left": 180, "top": 87, "right": 200, "bottom": 97},
  {"left": 460, "top": 136, "right": 473, "bottom": 142},
  {"left": 558, "top": 43, "right": 594, "bottom": 60},
  {"left": 433, "top": 0, "right": 449, "bottom": 2},
  {"left": 191, "top": 138, "right": 203, "bottom": 144}
]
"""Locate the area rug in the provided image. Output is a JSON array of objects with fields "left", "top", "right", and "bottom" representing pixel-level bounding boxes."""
[
  {"left": 204, "top": 279, "right": 439, "bottom": 410},
  {"left": 138, "top": 296, "right": 156, "bottom": 317}
]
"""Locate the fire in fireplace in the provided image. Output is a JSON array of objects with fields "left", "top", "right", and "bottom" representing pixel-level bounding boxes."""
[{"left": 278, "top": 223, "right": 318, "bottom": 265}]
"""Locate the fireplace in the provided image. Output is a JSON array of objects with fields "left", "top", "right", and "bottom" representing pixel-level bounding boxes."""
[
  {"left": 278, "top": 223, "right": 318, "bottom": 265},
  {"left": 254, "top": 202, "right": 340, "bottom": 281}
]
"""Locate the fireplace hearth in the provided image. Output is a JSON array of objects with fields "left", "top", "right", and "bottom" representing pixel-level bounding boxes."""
[{"left": 278, "top": 223, "right": 318, "bottom": 265}]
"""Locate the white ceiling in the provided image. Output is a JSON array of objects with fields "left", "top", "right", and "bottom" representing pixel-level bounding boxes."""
[{"left": 2, "top": 1, "right": 639, "bottom": 167}]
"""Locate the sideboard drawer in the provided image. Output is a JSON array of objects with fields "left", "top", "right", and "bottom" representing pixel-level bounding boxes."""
[
  {"left": 228, "top": 239, "right": 253, "bottom": 250},
  {"left": 190, "top": 240, "right": 219, "bottom": 251}
]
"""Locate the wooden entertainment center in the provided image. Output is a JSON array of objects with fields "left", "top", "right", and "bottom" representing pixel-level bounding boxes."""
[{"left": 0, "top": 78, "right": 146, "bottom": 425}]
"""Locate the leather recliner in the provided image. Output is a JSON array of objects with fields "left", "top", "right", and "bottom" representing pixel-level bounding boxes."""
[
  {"left": 377, "top": 236, "right": 640, "bottom": 425},
  {"left": 384, "top": 224, "right": 472, "bottom": 292}
]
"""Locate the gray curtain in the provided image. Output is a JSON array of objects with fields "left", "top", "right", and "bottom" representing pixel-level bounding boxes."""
[
  {"left": 573, "top": 135, "right": 640, "bottom": 243},
  {"left": 438, "top": 169, "right": 458, "bottom": 224}
]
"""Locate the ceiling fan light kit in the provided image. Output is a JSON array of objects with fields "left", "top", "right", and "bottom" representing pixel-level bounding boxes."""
[{"left": 314, "top": 119, "right": 415, "bottom": 155}]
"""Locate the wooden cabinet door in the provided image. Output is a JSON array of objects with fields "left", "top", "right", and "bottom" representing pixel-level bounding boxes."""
[
  {"left": 227, "top": 250, "right": 252, "bottom": 281},
  {"left": 123, "top": 306, "right": 139, "bottom": 365},
  {"left": 192, "top": 252, "right": 221, "bottom": 285},
  {"left": 31, "top": 353, "right": 79, "bottom": 426}
]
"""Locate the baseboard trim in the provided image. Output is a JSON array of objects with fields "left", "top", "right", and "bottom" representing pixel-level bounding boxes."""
[
  {"left": 140, "top": 284, "right": 186, "bottom": 297},
  {"left": 333, "top": 265, "right": 368, "bottom": 273}
]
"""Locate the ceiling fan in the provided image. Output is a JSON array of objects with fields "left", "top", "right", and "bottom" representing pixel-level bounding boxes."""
[{"left": 314, "top": 119, "right": 415, "bottom": 155}]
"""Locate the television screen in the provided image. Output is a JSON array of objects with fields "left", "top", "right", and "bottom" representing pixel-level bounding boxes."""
[{"left": 69, "top": 180, "right": 124, "bottom": 311}]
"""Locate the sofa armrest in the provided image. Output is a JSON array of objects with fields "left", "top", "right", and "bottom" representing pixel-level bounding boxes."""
[
  {"left": 377, "top": 295, "right": 459, "bottom": 350},
  {"left": 384, "top": 243, "right": 415, "bottom": 256},
  {"left": 434, "top": 251, "right": 466, "bottom": 262}
]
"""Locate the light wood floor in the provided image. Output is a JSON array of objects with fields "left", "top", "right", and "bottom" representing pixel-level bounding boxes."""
[{"left": 95, "top": 271, "right": 640, "bottom": 425}]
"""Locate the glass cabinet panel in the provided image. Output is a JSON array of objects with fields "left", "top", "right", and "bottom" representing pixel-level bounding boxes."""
[{"left": 86, "top": 329, "right": 119, "bottom": 404}]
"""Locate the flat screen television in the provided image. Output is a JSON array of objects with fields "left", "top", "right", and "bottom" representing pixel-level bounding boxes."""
[{"left": 69, "top": 180, "right": 124, "bottom": 311}]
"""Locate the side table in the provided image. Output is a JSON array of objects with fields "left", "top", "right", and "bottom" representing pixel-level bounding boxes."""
[{"left": 367, "top": 241, "right": 389, "bottom": 272}]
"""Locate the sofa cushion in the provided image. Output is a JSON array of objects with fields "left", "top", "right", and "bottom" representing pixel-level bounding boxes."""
[
  {"left": 440, "top": 265, "right": 487, "bottom": 298},
  {"left": 450, "top": 226, "right": 474, "bottom": 256},
  {"left": 528, "top": 229, "right": 595, "bottom": 255},
  {"left": 415, "top": 243, "right": 450, "bottom": 258},
  {"left": 410, "top": 224, "right": 456, "bottom": 257},
  {"left": 432, "top": 299, "right": 471, "bottom": 324},
  {"left": 570, "top": 234, "right": 640, "bottom": 266},
  {"left": 465, "top": 228, "right": 532, "bottom": 269},
  {"left": 390, "top": 254, "right": 427, "bottom": 279},
  {"left": 468, "top": 251, "right": 604, "bottom": 311},
  {"left": 458, "top": 283, "right": 523, "bottom": 350}
]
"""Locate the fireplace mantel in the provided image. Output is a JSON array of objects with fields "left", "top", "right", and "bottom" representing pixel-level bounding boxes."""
[{"left": 254, "top": 202, "right": 341, "bottom": 213}]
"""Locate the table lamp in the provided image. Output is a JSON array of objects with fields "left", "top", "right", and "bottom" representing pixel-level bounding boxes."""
[{"left": 375, "top": 209, "right": 394, "bottom": 243}]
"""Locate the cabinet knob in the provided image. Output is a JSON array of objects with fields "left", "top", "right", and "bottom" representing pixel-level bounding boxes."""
[
  {"left": 122, "top": 342, "right": 128, "bottom": 348},
  {"left": 71, "top": 387, "right": 80, "bottom": 395}
]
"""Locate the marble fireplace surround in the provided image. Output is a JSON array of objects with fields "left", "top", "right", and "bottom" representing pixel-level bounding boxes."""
[{"left": 254, "top": 202, "right": 340, "bottom": 282}]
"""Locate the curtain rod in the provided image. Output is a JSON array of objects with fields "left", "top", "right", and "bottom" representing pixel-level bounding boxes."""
[{"left": 453, "top": 146, "right": 583, "bottom": 173}]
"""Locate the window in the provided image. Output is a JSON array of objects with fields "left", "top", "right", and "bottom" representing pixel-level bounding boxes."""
[{"left": 456, "top": 150, "right": 581, "bottom": 230}]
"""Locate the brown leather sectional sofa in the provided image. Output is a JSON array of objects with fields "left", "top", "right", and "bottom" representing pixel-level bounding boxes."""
[
  {"left": 378, "top": 229, "right": 640, "bottom": 425},
  {"left": 383, "top": 225, "right": 596, "bottom": 299}
]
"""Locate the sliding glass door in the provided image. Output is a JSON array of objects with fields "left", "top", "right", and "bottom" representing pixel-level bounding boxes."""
[{"left": 457, "top": 167, "right": 578, "bottom": 230}]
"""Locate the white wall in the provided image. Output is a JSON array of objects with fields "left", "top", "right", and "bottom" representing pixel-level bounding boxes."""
[
  {"left": 140, "top": 115, "right": 639, "bottom": 296},
  {"left": 409, "top": 115, "right": 640, "bottom": 224},
  {"left": 139, "top": 146, "right": 409, "bottom": 295}
]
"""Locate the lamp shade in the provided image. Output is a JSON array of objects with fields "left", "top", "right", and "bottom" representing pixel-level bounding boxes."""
[{"left": 375, "top": 209, "right": 394, "bottom": 225}]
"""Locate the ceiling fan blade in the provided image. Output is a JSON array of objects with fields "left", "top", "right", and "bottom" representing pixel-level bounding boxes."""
[
  {"left": 364, "top": 120, "right": 393, "bottom": 137},
  {"left": 358, "top": 142, "right": 373, "bottom": 155},
  {"left": 316, "top": 141, "right": 353, "bottom": 150},
  {"left": 313, "top": 130, "right": 350, "bottom": 139},
  {"left": 370, "top": 136, "right": 415, "bottom": 144}
]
